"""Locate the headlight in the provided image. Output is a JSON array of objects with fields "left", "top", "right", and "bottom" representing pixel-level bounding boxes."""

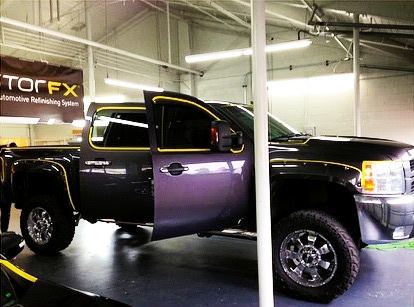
[{"left": 362, "top": 161, "right": 405, "bottom": 194}]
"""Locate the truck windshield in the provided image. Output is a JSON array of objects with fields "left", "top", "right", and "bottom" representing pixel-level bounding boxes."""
[{"left": 217, "top": 104, "right": 302, "bottom": 141}]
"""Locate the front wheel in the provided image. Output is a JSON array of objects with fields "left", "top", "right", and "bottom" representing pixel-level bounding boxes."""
[
  {"left": 20, "top": 195, "right": 75, "bottom": 255},
  {"left": 272, "top": 210, "right": 359, "bottom": 302}
]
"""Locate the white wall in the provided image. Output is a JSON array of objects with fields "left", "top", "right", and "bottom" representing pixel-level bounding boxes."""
[
  {"left": 361, "top": 73, "right": 414, "bottom": 144},
  {"left": 188, "top": 30, "right": 414, "bottom": 145},
  {"left": 267, "top": 73, "right": 355, "bottom": 137},
  {"left": 266, "top": 72, "right": 414, "bottom": 145},
  {"left": 188, "top": 27, "right": 251, "bottom": 102},
  {"left": 86, "top": 13, "right": 182, "bottom": 102}
]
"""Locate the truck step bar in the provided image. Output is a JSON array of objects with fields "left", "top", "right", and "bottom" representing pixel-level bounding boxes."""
[{"left": 200, "top": 228, "right": 257, "bottom": 240}]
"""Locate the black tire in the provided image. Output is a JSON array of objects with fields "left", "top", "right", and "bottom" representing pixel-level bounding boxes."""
[
  {"left": 272, "top": 210, "right": 359, "bottom": 302},
  {"left": 20, "top": 195, "right": 75, "bottom": 255}
]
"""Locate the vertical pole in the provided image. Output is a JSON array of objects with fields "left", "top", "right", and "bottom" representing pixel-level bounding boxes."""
[
  {"left": 353, "top": 13, "right": 361, "bottom": 137},
  {"left": 251, "top": 1, "right": 275, "bottom": 307},
  {"left": 85, "top": 0, "right": 95, "bottom": 104},
  {"left": 167, "top": 1, "right": 172, "bottom": 64}
]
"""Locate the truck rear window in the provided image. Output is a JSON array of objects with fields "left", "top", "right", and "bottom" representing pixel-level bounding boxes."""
[{"left": 91, "top": 109, "right": 150, "bottom": 148}]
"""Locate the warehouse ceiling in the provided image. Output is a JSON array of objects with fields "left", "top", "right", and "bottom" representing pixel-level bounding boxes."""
[{"left": 1, "top": 0, "right": 413, "bottom": 73}]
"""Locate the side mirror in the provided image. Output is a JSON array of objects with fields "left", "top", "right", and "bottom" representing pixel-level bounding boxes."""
[
  {"left": 1, "top": 232, "right": 25, "bottom": 260},
  {"left": 232, "top": 131, "right": 243, "bottom": 147},
  {"left": 211, "top": 120, "right": 232, "bottom": 152}
]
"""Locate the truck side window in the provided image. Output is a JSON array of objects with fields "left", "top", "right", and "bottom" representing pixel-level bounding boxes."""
[
  {"left": 154, "top": 104, "right": 212, "bottom": 149},
  {"left": 91, "top": 110, "right": 150, "bottom": 148}
]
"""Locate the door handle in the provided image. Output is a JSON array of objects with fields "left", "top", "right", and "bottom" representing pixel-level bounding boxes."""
[
  {"left": 84, "top": 160, "right": 111, "bottom": 166},
  {"left": 160, "top": 162, "right": 189, "bottom": 176}
]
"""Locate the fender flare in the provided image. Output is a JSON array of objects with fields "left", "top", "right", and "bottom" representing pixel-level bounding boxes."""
[{"left": 11, "top": 159, "right": 76, "bottom": 210}]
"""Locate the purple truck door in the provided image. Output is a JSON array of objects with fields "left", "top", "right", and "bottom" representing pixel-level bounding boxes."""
[{"left": 144, "top": 91, "right": 251, "bottom": 240}]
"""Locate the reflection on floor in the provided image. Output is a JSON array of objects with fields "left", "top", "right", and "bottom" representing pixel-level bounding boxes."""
[{"left": 6, "top": 208, "right": 414, "bottom": 306}]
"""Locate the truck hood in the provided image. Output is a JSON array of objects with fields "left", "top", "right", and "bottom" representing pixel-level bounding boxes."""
[{"left": 268, "top": 136, "right": 414, "bottom": 164}]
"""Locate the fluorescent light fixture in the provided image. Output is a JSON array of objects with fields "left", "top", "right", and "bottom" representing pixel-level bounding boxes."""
[
  {"left": 0, "top": 116, "right": 40, "bottom": 124},
  {"left": 265, "top": 39, "right": 312, "bottom": 52},
  {"left": 104, "top": 78, "right": 164, "bottom": 92},
  {"left": 185, "top": 39, "right": 312, "bottom": 63},
  {"left": 185, "top": 48, "right": 252, "bottom": 63}
]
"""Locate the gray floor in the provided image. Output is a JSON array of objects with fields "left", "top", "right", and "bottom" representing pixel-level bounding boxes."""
[{"left": 6, "top": 208, "right": 414, "bottom": 307}]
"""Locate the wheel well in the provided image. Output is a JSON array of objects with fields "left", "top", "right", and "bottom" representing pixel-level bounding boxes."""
[
  {"left": 13, "top": 172, "right": 69, "bottom": 210},
  {"left": 271, "top": 178, "right": 361, "bottom": 244}
]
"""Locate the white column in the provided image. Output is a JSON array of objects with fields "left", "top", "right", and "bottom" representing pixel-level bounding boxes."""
[
  {"left": 85, "top": 2, "right": 95, "bottom": 103},
  {"left": 166, "top": 1, "right": 172, "bottom": 64},
  {"left": 251, "top": 1, "right": 275, "bottom": 307},
  {"left": 178, "top": 21, "right": 193, "bottom": 95},
  {"left": 353, "top": 13, "right": 361, "bottom": 136}
]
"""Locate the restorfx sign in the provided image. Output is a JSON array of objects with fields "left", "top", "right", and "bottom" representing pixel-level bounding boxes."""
[{"left": 0, "top": 56, "right": 84, "bottom": 123}]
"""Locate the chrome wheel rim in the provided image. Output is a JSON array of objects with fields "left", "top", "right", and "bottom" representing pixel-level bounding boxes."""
[
  {"left": 27, "top": 207, "right": 53, "bottom": 245},
  {"left": 280, "top": 229, "right": 337, "bottom": 287}
]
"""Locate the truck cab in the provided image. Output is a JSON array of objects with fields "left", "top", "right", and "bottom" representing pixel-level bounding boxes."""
[{"left": 80, "top": 91, "right": 253, "bottom": 240}]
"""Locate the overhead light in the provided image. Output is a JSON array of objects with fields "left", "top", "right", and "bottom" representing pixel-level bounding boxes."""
[
  {"left": 185, "top": 48, "right": 252, "bottom": 63},
  {"left": 104, "top": 78, "right": 164, "bottom": 92},
  {"left": 0, "top": 116, "right": 40, "bottom": 124},
  {"left": 264, "top": 39, "right": 312, "bottom": 52},
  {"left": 185, "top": 39, "right": 312, "bottom": 63},
  {"left": 47, "top": 119, "right": 56, "bottom": 125}
]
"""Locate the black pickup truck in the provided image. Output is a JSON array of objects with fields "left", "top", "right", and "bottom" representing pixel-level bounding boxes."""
[{"left": 1, "top": 90, "right": 414, "bottom": 302}]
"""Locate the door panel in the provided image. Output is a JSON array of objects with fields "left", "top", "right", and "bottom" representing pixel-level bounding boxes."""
[{"left": 144, "top": 91, "right": 252, "bottom": 240}]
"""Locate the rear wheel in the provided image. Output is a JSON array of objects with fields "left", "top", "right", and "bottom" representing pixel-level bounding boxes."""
[
  {"left": 20, "top": 195, "right": 75, "bottom": 255},
  {"left": 272, "top": 210, "right": 359, "bottom": 302}
]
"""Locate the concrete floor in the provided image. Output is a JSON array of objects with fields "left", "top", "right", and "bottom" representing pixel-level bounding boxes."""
[{"left": 6, "top": 207, "right": 414, "bottom": 307}]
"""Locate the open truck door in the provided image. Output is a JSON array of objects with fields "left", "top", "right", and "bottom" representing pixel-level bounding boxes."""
[{"left": 144, "top": 91, "right": 252, "bottom": 240}]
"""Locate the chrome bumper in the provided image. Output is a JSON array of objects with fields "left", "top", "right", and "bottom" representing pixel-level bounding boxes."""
[{"left": 355, "top": 194, "right": 414, "bottom": 244}]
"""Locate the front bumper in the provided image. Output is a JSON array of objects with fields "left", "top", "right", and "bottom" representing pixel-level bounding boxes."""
[{"left": 355, "top": 194, "right": 414, "bottom": 244}]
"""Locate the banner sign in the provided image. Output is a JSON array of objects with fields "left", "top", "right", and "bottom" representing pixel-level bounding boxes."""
[{"left": 0, "top": 56, "right": 84, "bottom": 123}]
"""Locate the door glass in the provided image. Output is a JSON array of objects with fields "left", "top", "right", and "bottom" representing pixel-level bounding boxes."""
[{"left": 154, "top": 104, "right": 212, "bottom": 150}]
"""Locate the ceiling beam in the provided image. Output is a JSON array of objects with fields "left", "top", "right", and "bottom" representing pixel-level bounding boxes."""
[
  {"left": 203, "top": 0, "right": 251, "bottom": 29},
  {"left": 230, "top": 0, "right": 314, "bottom": 31},
  {"left": 177, "top": 0, "right": 239, "bottom": 31},
  {"left": 0, "top": 16, "right": 203, "bottom": 76},
  {"left": 308, "top": 21, "right": 414, "bottom": 31}
]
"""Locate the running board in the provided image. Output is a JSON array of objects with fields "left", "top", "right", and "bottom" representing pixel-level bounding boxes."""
[{"left": 200, "top": 228, "right": 257, "bottom": 240}]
